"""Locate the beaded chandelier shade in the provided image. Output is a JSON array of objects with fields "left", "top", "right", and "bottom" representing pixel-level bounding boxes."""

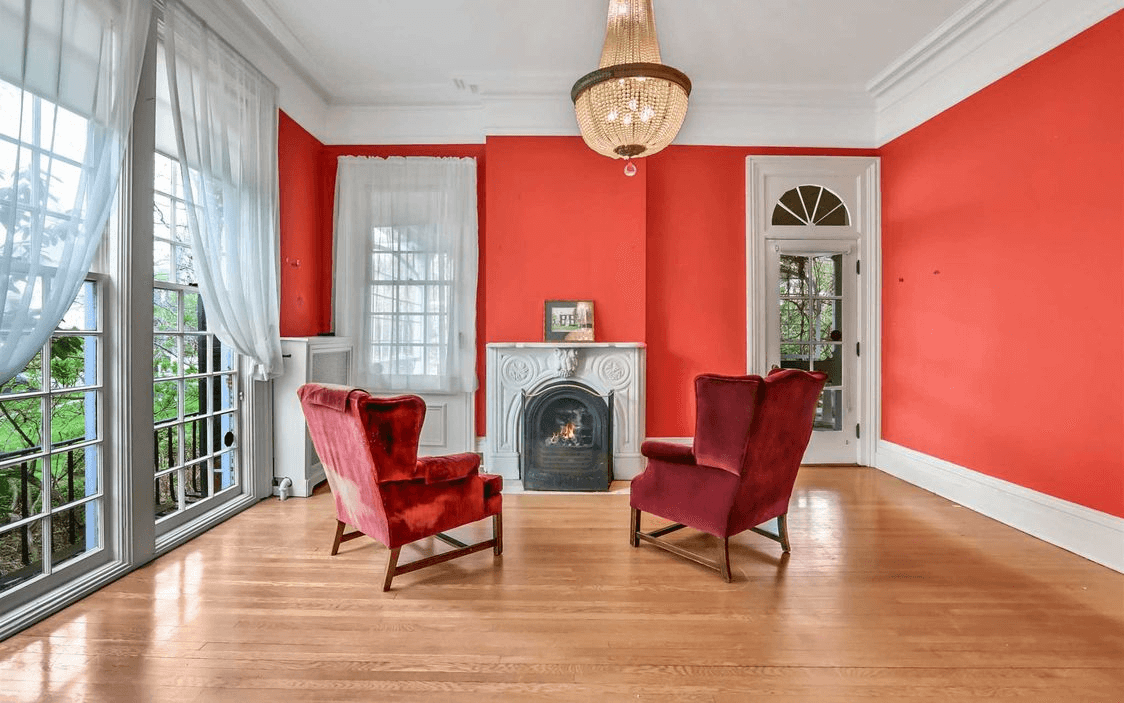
[{"left": 572, "top": 0, "right": 691, "bottom": 171}]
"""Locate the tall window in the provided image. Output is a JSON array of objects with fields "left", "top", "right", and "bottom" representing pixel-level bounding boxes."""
[
  {"left": 0, "top": 281, "right": 101, "bottom": 594},
  {"left": 151, "top": 148, "right": 241, "bottom": 523},
  {"left": 334, "top": 157, "right": 478, "bottom": 395},
  {"left": 369, "top": 225, "right": 452, "bottom": 379},
  {"left": 1, "top": 0, "right": 272, "bottom": 635}
]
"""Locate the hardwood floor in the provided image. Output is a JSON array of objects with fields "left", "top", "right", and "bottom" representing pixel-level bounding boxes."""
[{"left": 2, "top": 467, "right": 1122, "bottom": 702}]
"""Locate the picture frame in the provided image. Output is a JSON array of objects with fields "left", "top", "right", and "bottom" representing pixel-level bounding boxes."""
[{"left": 544, "top": 300, "right": 595, "bottom": 342}]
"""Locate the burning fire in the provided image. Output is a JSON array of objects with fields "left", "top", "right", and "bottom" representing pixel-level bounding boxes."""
[{"left": 549, "top": 422, "right": 577, "bottom": 445}]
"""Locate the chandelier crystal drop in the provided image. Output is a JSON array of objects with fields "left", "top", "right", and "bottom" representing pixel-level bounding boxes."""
[{"left": 572, "top": 0, "right": 691, "bottom": 170}]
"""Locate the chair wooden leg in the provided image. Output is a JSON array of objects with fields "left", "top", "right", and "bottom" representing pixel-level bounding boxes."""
[
  {"left": 382, "top": 547, "right": 401, "bottom": 592},
  {"left": 720, "top": 536, "right": 732, "bottom": 582},
  {"left": 630, "top": 508, "right": 640, "bottom": 547},
  {"left": 331, "top": 520, "right": 346, "bottom": 556},
  {"left": 778, "top": 513, "right": 791, "bottom": 553},
  {"left": 493, "top": 513, "right": 503, "bottom": 556}
]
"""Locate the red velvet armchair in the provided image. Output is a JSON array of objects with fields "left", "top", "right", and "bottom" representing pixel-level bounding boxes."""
[
  {"left": 297, "top": 383, "right": 503, "bottom": 590},
  {"left": 629, "top": 369, "right": 827, "bottom": 581}
]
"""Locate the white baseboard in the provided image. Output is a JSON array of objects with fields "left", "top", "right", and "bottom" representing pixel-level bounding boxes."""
[{"left": 875, "top": 440, "right": 1124, "bottom": 573}]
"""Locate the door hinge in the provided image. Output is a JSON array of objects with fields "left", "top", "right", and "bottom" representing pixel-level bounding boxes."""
[
  {"left": 856, "top": 342, "right": 861, "bottom": 356},
  {"left": 856, "top": 423, "right": 861, "bottom": 439},
  {"left": 856, "top": 260, "right": 861, "bottom": 275}
]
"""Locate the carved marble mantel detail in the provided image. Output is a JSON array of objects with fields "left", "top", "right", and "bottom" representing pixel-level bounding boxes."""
[{"left": 485, "top": 343, "right": 646, "bottom": 480}]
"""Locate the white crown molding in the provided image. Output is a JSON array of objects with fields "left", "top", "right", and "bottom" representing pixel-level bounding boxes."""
[
  {"left": 236, "top": 0, "right": 337, "bottom": 98},
  {"left": 183, "top": 0, "right": 329, "bottom": 135},
  {"left": 319, "top": 85, "right": 875, "bottom": 147},
  {"left": 323, "top": 103, "right": 488, "bottom": 145},
  {"left": 869, "top": 0, "right": 1124, "bottom": 145},
  {"left": 223, "top": 0, "right": 1120, "bottom": 147},
  {"left": 875, "top": 440, "right": 1124, "bottom": 573}
]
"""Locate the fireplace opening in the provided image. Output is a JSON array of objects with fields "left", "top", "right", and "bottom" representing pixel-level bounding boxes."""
[{"left": 521, "top": 382, "right": 613, "bottom": 491}]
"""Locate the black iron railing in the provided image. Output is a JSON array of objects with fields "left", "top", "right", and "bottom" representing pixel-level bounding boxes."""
[{"left": 0, "top": 437, "right": 91, "bottom": 590}]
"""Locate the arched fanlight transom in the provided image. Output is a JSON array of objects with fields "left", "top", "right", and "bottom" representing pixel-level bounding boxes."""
[{"left": 772, "top": 185, "right": 850, "bottom": 227}]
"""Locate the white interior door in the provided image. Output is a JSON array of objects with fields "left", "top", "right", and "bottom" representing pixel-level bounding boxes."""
[{"left": 767, "top": 243, "right": 858, "bottom": 463}]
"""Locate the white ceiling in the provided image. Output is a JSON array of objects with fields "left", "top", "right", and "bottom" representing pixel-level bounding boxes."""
[
  {"left": 221, "top": 0, "right": 1122, "bottom": 145},
  {"left": 241, "top": 0, "right": 970, "bottom": 106}
]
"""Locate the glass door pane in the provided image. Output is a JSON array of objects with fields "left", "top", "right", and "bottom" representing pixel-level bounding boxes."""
[
  {"left": 778, "top": 253, "right": 844, "bottom": 430},
  {"left": 769, "top": 247, "right": 856, "bottom": 464}
]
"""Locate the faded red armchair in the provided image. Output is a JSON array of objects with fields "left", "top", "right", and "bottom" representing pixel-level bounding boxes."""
[
  {"left": 297, "top": 383, "right": 503, "bottom": 590},
  {"left": 629, "top": 369, "right": 826, "bottom": 581}
]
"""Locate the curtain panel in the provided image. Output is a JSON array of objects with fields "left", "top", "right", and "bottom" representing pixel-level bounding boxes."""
[
  {"left": 0, "top": 0, "right": 151, "bottom": 384},
  {"left": 334, "top": 156, "right": 479, "bottom": 394},
  {"left": 162, "top": 0, "right": 282, "bottom": 381}
]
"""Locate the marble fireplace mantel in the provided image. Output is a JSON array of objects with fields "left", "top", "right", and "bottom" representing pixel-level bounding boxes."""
[{"left": 485, "top": 343, "right": 646, "bottom": 481}]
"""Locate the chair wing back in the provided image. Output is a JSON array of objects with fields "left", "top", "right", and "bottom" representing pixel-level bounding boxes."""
[
  {"left": 693, "top": 374, "right": 763, "bottom": 475},
  {"left": 727, "top": 368, "right": 827, "bottom": 535},
  {"left": 297, "top": 384, "right": 426, "bottom": 543}
]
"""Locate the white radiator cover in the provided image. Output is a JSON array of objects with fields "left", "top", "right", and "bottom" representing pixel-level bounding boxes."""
[{"left": 485, "top": 343, "right": 645, "bottom": 480}]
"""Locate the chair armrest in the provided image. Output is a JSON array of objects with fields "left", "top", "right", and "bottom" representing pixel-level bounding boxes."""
[
  {"left": 640, "top": 440, "right": 696, "bottom": 465},
  {"left": 416, "top": 453, "right": 481, "bottom": 484}
]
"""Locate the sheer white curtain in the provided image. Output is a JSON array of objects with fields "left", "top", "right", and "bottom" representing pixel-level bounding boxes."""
[
  {"left": 162, "top": 0, "right": 282, "bottom": 381},
  {"left": 334, "top": 156, "right": 478, "bottom": 393},
  {"left": 0, "top": 0, "right": 150, "bottom": 384}
]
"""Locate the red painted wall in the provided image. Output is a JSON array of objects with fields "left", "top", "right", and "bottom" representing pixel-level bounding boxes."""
[
  {"left": 645, "top": 147, "right": 748, "bottom": 435},
  {"left": 880, "top": 11, "right": 1124, "bottom": 517},
  {"left": 277, "top": 112, "right": 324, "bottom": 337},
  {"left": 483, "top": 136, "right": 647, "bottom": 345},
  {"left": 277, "top": 125, "right": 875, "bottom": 438},
  {"left": 644, "top": 146, "right": 876, "bottom": 436}
]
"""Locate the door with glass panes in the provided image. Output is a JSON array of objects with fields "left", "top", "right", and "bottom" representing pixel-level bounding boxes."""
[
  {"left": 749, "top": 164, "right": 873, "bottom": 465},
  {"left": 766, "top": 244, "right": 857, "bottom": 463}
]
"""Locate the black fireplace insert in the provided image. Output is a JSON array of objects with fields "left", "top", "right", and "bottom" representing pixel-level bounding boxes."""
[{"left": 521, "top": 382, "right": 613, "bottom": 491}]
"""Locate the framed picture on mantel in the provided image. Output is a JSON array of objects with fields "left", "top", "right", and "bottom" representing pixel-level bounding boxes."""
[{"left": 544, "top": 300, "right": 594, "bottom": 342}]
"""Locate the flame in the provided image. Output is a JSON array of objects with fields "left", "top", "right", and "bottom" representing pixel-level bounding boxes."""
[{"left": 550, "top": 422, "right": 577, "bottom": 444}]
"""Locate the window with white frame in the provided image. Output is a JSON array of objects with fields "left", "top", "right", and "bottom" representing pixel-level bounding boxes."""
[
  {"left": 0, "top": 280, "right": 102, "bottom": 594},
  {"left": 334, "top": 156, "right": 478, "bottom": 395},
  {"left": 0, "top": 0, "right": 272, "bottom": 636},
  {"left": 368, "top": 225, "right": 452, "bottom": 379},
  {"left": 0, "top": 67, "right": 107, "bottom": 596},
  {"left": 151, "top": 144, "right": 241, "bottom": 522}
]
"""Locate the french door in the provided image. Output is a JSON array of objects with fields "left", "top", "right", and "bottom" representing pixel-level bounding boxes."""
[
  {"left": 746, "top": 156, "right": 880, "bottom": 466},
  {"left": 767, "top": 244, "right": 858, "bottom": 463}
]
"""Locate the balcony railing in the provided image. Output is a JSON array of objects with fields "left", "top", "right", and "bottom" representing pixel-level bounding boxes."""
[{"left": 0, "top": 438, "right": 93, "bottom": 592}]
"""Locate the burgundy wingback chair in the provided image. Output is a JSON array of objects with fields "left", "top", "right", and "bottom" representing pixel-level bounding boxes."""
[
  {"left": 297, "top": 383, "right": 503, "bottom": 590},
  {"left": 629, "top": 369, "right": 827, "bottom": 581}
]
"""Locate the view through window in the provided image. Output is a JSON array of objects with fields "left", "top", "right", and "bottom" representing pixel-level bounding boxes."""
[
  {"left": 0, "top": 281, "right": 102, "bottom": 594},
  {"left": 778, "top": 253, "right": 844, "bottom": 431},
  {"left": 152, "top": 151, "right": 240, "bottom": 521},
  {"left": 0, "top": 78, "right": 105, "bottom": 595},
  {"left": 367, "top": 225, "right": 452, "bottom": 378}
]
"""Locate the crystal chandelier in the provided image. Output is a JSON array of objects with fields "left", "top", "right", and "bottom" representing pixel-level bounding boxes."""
[{"left": 571, "top": 0, "right": 691, "bottom": 176}]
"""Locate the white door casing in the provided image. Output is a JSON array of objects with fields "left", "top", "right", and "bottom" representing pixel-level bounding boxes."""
[{"left": 746, "top": 156, "right": 880, "bottom": 465}]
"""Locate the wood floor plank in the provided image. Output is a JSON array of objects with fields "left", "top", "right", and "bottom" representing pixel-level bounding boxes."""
[{"left": 1, "top": 467, "right": 1121, "bottom": 701}]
